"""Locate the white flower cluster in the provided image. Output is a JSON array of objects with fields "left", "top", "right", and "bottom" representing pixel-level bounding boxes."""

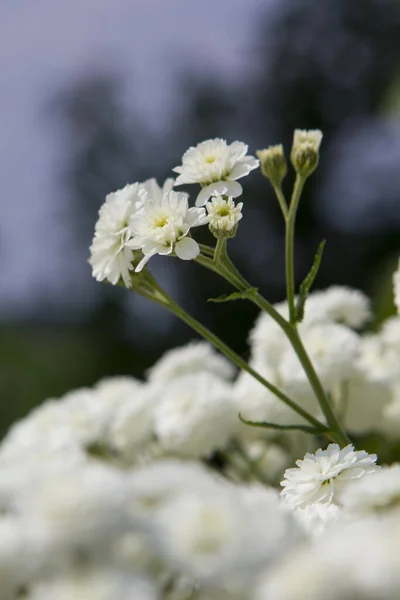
[
  {"left": 90, "top": 139, "right": 258, "bottom": 286},
  {"left": 0, "top": 340, "right": 301, "bottom": 599},
  {"left": 4, "top": 294, "right": 400, "bottom": 597},
  {"left": 234, "top": 284, "right": 400, "bottom": 437},
  {"left": 10, "top": 207, "right": 400, "bottom": 600}
]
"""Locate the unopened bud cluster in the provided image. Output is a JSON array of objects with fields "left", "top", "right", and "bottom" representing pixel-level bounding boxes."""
[{"left": 290, "top": 129, "right": 323, "bottom": 178}]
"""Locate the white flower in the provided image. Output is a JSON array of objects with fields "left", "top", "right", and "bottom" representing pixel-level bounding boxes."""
[
  {"left": 280, "top": 444, "right": 378, "bottom": 508},
  {"left": 340, "top": 465, "right": 400, "bottom": 514},
  {"left": 146, "top": 341, "right": 236, "bottom": 384},
  {"left": 381, "top": 315, "right": 400, "bottom": 349},
  {"left": 30, "top": 571, "right": 157, "bottom": 600},
  {"left": 151, "top": 482, "right": 298, "bottom": 583},
  {"left": 127, "top": 460, "right": 219, "bottom": 521},
  {"left": 0, "top": 519, "right": 32, "bottom": 598},
  {"left": 255, "top": 515, "right": 400, "bottom": 600},
  {"left": 248, "top": 302, "right": 289, "bottom": 368},
  {"left": 394, "top": 259, "right": 400, "bottom": 315},
  {"left": 293, "top": 503, "right": 343, "bottom": 538},
  {"left": 339, "top": 376, "right": 391, "bottom": 435},
  {"left": 153, "top": 373, "right": 237, "bottom": 458},
  {"left": 140, "top": 176, "right": 174, "bottom": 200},
  {"left": 128, "top": 189, "right": 207, "bottom": 271},
  {"left": 355, "top": 334, "right": 400, "bottom": 384},
  {"left": 0, "top": 399, "right": 86, "bottom": 463},
  {"left": 107, "top": 386, "right": 158, "bottom": 459},
  {"left": 173, "top": 138, "right": 259, "bottom": 206},
  {"left": 278, "top": 322, "right": 360, "bottom": 395},
  {"left": 304, "top": 286, "right": 371, "bottom": 328},
  {"left": 89, "top": 183, "right": 143, "bottom": 287},
  {"left": 19, "top": 463, "right": 132, "bottom": 557},
  {"left": 381, "top": 387, "right": 400, "bottom": 438},
  {"left": 206, "top": 195, "right": 243, "bottom": 236}
]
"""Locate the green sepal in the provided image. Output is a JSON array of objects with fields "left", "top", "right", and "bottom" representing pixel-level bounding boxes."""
[
  {"left": 208, "top": 288, "right": 258, "bottom": 303},
  {"left": 295, "top": 240, "right": 326, "bottom": 323}
]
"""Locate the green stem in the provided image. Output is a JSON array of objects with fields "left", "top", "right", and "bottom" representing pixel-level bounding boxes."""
[
  {"left": 198, "top": 243, "right": 215, "bottom": 257},
  {"left": 285, "top": 173, "right": 306, "bottom": 326},
  {"left": 213, "top": 238, "right": 226, "bottom": 264},
  {"left": 238, "top": 414, "right": 324, "bottom": 435},
  {"left": 287, "top": 329, "right": 350, "bottom": 445},
  {"left": 164, "top": 296, "right": 324, "bottom": 430},
  {"left": 272, "top": 184, "right": 289, "bottom": 219},
  {"left": 194, "top": 251, "right": 351, "bottom": 446}
]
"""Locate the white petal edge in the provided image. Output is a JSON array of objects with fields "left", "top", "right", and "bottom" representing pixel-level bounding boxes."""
[{"left": 175, "top": 237, "right": 200, "bottom": 260}]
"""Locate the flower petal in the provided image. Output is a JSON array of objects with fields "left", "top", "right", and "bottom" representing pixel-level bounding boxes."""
[
  {"left": 175, "top": 237, "right": 200, "bottom": 260},
  {"left": 196, "top": 185, "right": 213, "bottom": 207}
]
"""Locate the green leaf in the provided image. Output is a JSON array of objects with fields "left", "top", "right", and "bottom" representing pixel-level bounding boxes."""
[
  {"left": 208, "top": 288, "right": 258, "bottom": 303},
  {"left": 238, "top": 413, "right": 326, "bottom": 434},
  {"left": 295, "top": 240, "right": 326, "bottom": 323}
]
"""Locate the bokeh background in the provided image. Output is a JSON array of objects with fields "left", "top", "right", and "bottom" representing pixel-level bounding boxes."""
[{"left": 2, "top": 0, "right": 400, "bottom": 437}]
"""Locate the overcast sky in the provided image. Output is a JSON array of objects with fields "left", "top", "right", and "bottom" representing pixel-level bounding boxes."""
[{"left": 0, "top": 0, "right": 271, "bottom": 317}]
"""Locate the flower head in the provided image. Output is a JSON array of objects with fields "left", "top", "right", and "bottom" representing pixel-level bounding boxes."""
[
  {"left": 152, "top": 373, "right": 237, "bottom": 458},
  {"left": 206, "top": 195, "right": 243, "bottom": 238},
  {"left": 146, "top": 341, "right": 235, "bottom": 384},
  {"left": 173, "top": 138, "right": 259, "bottom": 206},
  {"left": 89, "top": 183, "right": 143, "bottom": 287},
  {"left": 340, "top": 465, "right": 400, "bottom": 514},
  {"left": 256, "top": 144, "right": 287, "bottom": 186},
  {"left": 290, "top": 129, "right": 323, "bottom": 177},
  {"left": 128, "top": 189, "right": 208, "bottom": 272},
  {"left": 281, "top": 444, "right": 378, "bottom": 508},
  {"left": 304, "top": 286, "right": 371, "bottom": 329}
]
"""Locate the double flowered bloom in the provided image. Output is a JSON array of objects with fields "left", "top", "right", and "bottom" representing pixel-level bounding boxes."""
[
  {"left": 90, "top": 178, "right": 208, "bottom": 285},
  {"left": 173, "top": 138, "right": 259, "bottom": 206},
  {"left": 90, "top": 138, "right": 258, "bottom": 286},
  {"left": 89, "top": 183, "right": 144, "bottom": 287},
  {"left": 281, "top": 443, "right": 378, "bottom": 508},
  {"left": 127, "top": 187, "right": 208, "bottom": 272}
]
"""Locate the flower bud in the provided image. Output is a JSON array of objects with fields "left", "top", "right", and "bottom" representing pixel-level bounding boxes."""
[
  {"left": 290, "top": 129, "right": 323, "bottom": 178},
  {"left": 256, "top": 145, "right": 287, "bottom": 186},
  {"left": 206, "top": 196, "right": 243, "bottom": 239}
]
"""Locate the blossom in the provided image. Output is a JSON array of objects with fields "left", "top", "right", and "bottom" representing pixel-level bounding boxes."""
[
  {"left": 146, "top": 341, "right": 236, "bottom": 384},
  {"left": 128, "top": 189, "right": 208, "bottom": 271},
  {"left": 281, "top": 444, "right": 378, "bottom": 508},
  {"left": 127, "top": 460, "right": 220, "bottom": 521},
  {"left": 278, "top": 322, "right": 360, "bottom": 395},
  {"left": 173, "top": 139, "right": 259, "bottom": 206},
  {"left": 303, "top": 286, "right": 371, "bottom": 328},
  {"left": 20, "top": 463, "right": 132, "bottom": 554},
  {"left": 152, "top": 373, "right": 237, "bottom": 458},
  {"left": 293, "top": 503, "right": 343, "bottom": 537},
  {"left": 89, "top": 183, "right": 143, "bottom": 287},
  {"left": 393, "top": 259, "right": 400, "bottom": 315},
  {"left": 255, "top": 515, "right": 400, "bottom": 600},
  {"left": 340, "top": 376, "right": 392, "bottom": 435},
  {"left": 151, "top": 482, "right": 299, "bottom": 583},
  {"left": 206, "top": 195, "right": 243, "bottom": 237},
  {"left": 30, "top": 571, "right": 157, "bottom": 600},
  {"left": 340, "top": 465, "right": 400, "bottom": 514}
]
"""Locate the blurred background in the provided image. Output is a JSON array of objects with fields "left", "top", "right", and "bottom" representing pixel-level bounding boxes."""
[{"left": 1, "top": 0, "right": 400, "bottom": 437}]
